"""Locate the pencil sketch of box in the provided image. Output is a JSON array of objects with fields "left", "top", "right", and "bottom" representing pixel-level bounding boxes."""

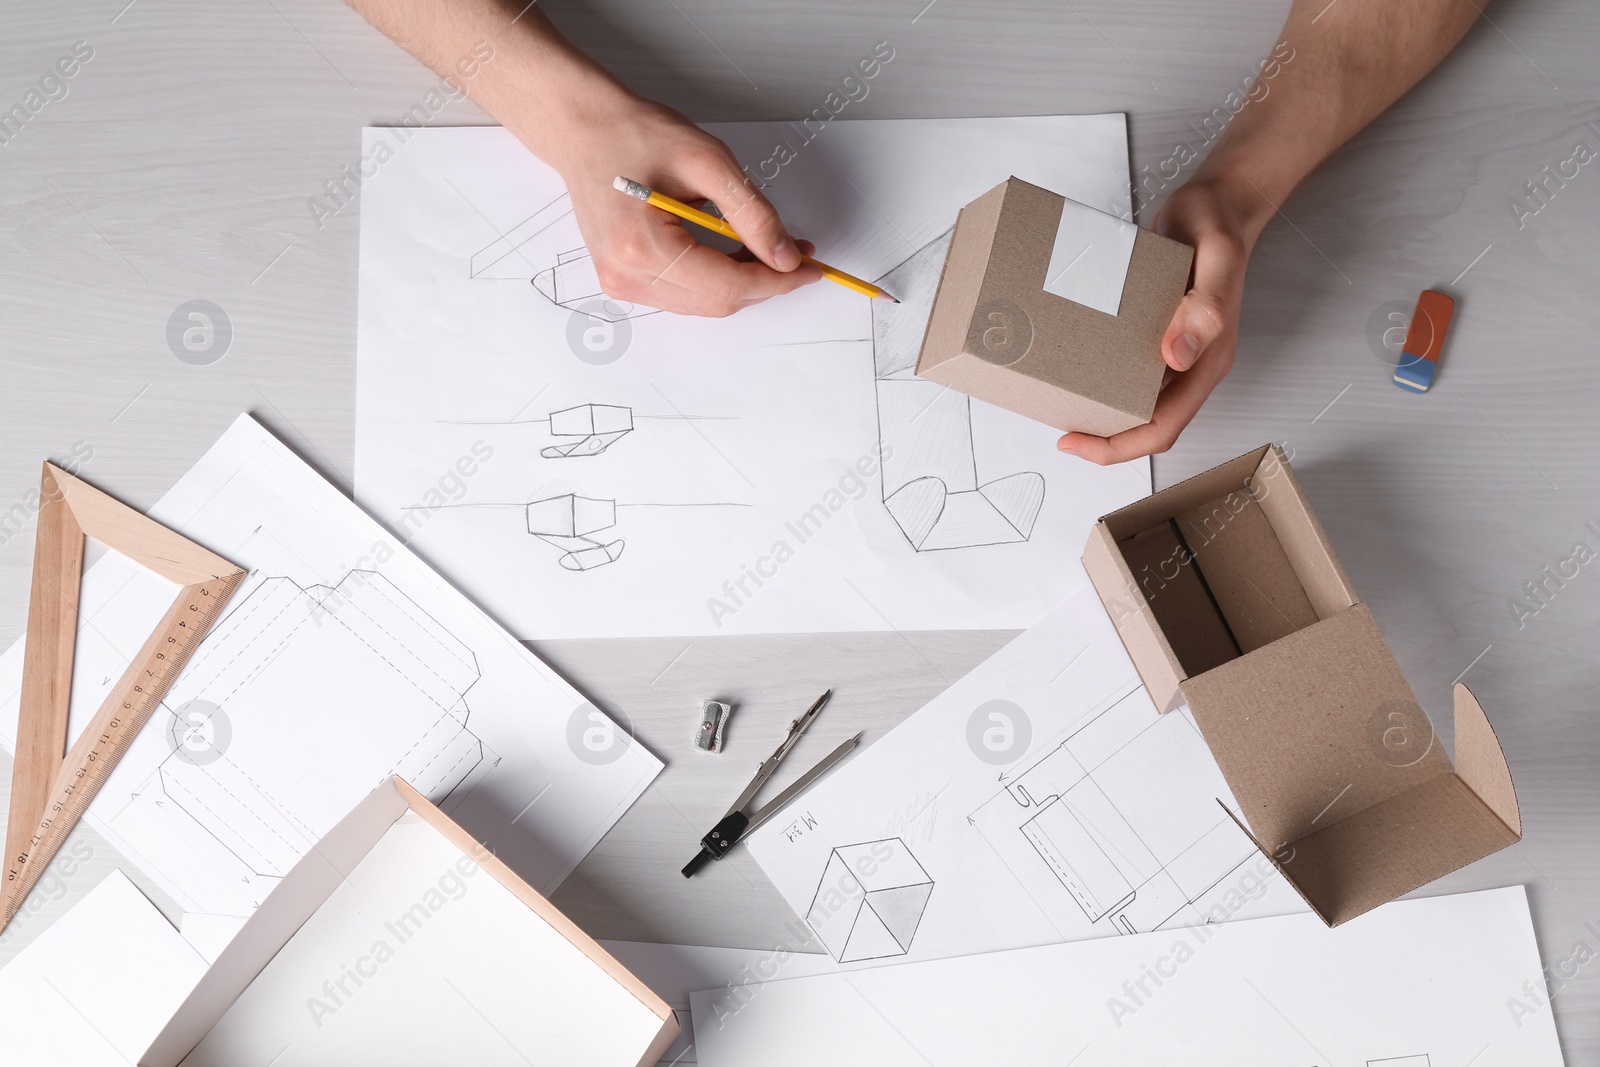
[
  {"left": 805, "top": 838, "right": 933, "bottom": 963},
  {"left": 525, "top": 493, "right": 625, "bottom": 571},
  {"left": 470, "top": 193, "right": 659, "bottom": 322},
  {"left": 542, "top": 404, "right": 634, "bottom": 459}
]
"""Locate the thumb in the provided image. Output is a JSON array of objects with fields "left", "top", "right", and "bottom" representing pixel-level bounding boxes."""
[
  {"left": 688, "top": 151, "right": 803, "bottom": 272},
  {"left": 1160, "top": 230, "right": 1243, "bottom": 372}
]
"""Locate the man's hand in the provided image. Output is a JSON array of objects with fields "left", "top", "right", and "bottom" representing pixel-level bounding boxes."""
[
  {"left": 552, "top": 96, "right": 821, "bottom": 318},
  {"left": 344, "top": 1, "right": 819, "bottom": 318},
  {"left": 1058, "top": 178, "right": 1259, "bottom": 465},
  {"left": 1054, "top": 0, "right": 1482, "bottom": 464}
]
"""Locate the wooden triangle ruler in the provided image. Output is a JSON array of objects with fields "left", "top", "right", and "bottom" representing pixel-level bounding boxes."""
[{"left": 1, "top": 462, "right": 245, "bottom": 932}]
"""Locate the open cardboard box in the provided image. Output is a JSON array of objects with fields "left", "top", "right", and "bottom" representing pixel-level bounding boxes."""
[
  {"left": 1082, "top": 445, "right": 1522, "bottom": 926},
  {"left": 141, "top": 777, "right": 678, "bottom": 1067}
]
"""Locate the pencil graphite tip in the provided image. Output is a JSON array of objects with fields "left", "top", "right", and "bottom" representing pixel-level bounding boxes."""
[
  {"left": 613, "top": 176, "right": 651, "bottom": 201},
  {"left": 874, "top": 290, "right": 900, "bottom": 303}
]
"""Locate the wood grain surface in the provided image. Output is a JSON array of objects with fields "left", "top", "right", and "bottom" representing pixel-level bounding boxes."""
[{"left": 1, "top": 0, "right": 1595, "bottom": 1057}]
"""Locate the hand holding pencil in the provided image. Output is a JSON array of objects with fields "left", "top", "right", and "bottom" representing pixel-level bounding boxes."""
[{"left": 614, "top": 176, "right": 898, "bottom": 303}]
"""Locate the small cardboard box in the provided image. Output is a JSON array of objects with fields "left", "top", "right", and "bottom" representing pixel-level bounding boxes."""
[
  {"left": 141, "top": 777, "right": 678, "bottom": 1067},
  {"left": 1081, "top": 445, "right": 1522, "bottom": 926},
  {"left": 916, "top": 176, "right": 1193, "bottom": 436}
]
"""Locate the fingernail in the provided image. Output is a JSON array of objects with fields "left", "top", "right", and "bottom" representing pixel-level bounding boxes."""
[
  {"left": 1174, "top": 332, "right": 1199, "bottom": 368},
  {"left": 1057, "top": 437, "right": 1076, "bottom": 454},
  {"left": 773, "top": 237, "right": 801, "bottom": 271}
]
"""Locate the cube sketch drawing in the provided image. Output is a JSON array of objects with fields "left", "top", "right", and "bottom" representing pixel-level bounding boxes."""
[
  {"left": 525, "top": 493, "right": 626, "bottom": 571},
  {"left": 542, "top": 403, "right": 635, "bottom": 459},
  {"left": 806, "top": 838, "right": 934, "bottom": 963}
]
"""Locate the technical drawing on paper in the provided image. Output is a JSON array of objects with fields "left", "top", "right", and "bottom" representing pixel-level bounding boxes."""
[
  {"left": 418, "top": 494, "right": 749, "bottom": 574},
  {"left": 470, "top": 192, "right": 660, "bottom": 322},
  {"left": 806, "top": 838, "right": 933, "bottom": 963},
  {"left": 105, "top": 570, "right": 490, "bottom": 915},
  {"left": 472, "top": 200, "right": 1045, "bottom": 556},
  {"left": 527, "top": 493, "right": 626, "bottom": 570},
  {"left": 973, "top": 686, "right": 1264, "bottom": 938},
  {"left": 440, "top": 403, "right": 740, "bottom": 463},
  {"left": 870, "top": 232, "right": 1045, "bottom": 551},
  {"left": 540, "top": 404, "right": 634, "bottom": 458}
]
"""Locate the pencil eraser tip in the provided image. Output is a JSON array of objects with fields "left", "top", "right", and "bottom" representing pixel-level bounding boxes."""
[{"left": 613, "top": 176, "right": 650, "bottom": 200}]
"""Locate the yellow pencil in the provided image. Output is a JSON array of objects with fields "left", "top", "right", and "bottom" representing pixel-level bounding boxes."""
[{"left": 613, "top": 176, "right": 898, "bottom": 302}]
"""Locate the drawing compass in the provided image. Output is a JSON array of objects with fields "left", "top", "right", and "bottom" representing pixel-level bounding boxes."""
[{"left": 682, "top": 690, "right": 861, "bottom": 878}]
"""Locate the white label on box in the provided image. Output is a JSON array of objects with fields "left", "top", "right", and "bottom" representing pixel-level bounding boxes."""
[{"left": 1041, "top": 196, "right": 1136, "bottom": 316}]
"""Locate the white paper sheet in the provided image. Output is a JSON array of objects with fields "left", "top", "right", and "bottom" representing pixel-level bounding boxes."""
[
  {"left": 353, "top": 119, "right": 1151, "bottom": 638},
  {"left": 181, "top": 811, "right": 667, "bottom": 1067},
  {"left": 0, "top": 871, "right": 207, "bottom": 1066},
  {"left": 1042, "top": 196, "right": 1138, "bottom": 315},
  {"left": 598, "top": 941, "right": 839, "bottom": 1065},
  {"left": 179, "top": 913, "right": 250, "bottom": 965},
  {"left": 744, "top": 585, "right": 1305, "bottom": 967},
  {"left": 691, "top": 886, "right": 1565, "bottom": 1067},
  {"left": 0, "top": 414, "right": 660, "bottom": 938}
]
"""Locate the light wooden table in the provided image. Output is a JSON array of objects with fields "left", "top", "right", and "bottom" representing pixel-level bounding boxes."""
[{"left": 2, "top": 0, "right": 1596, "bottom": 1058}]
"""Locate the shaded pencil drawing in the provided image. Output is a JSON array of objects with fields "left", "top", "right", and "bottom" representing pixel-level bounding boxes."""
[
  {"left": 526, "top": 493, "right": 627, "bottom": 571},
  {"left": 540, "top": 403, "right": 635, "bottom": 458},
  {"left": 870, "top": 232, "right": 1045, "bottom": 551},
  {"left": 806, "top": 838, "right": 934, "bottom": 963}
]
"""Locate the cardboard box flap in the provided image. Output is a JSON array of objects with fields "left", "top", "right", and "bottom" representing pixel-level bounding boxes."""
[
  {"left": 1121, "top": 520, "right": 1238, "bottom": 677},
  {"left": 916, "top": 180, "right": 1008, "bottom": 377},
  {"left": 1245, "top": 449, "right": 1358, "bottom": 618},
  {"left": 1264, "top": 774, "right": 1522, "bottom": 926},
  {"left": 1178, "top": 604, "right": 1450, "bottom": 851},
  {"left": 1098, "top": 446, "right": 1271, "bottom": 540},
  {"left": 1452, "top": 683, "right": 1522, "bottom": 836},
  {"left": 1082, "top": 522, "right": 1186, "bottom": 710},
  {"left": 1177, "top": 489, "right": 1319, "bottom": 653}
]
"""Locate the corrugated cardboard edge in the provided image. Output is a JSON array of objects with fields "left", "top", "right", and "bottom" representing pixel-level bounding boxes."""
[
  {"left": 914, "top": 179, "right": 1009, "bottom": 378},
  {"left": 1082, "top": 444, "right": 1275, "bottom": 711},
  {"left": 1082, "top": 522, "right": 1186, "bottom": 711},
  {"left": 1096, "top": 445, "right": 1272, "bottom": 540},
  {"left": 1246, "top": 445, "right": 1360, "bottom": 617},
  {"left": 1452, "top": 684, "right": 1522, "bottom": 837},
  {"left": 390, "top": 780, "right": 680, "bottom": 1067}
]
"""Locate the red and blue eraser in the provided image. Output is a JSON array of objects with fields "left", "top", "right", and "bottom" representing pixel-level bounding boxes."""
[{"left": 1393, "top": 289, "right": 1455, "bottom": 392}]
